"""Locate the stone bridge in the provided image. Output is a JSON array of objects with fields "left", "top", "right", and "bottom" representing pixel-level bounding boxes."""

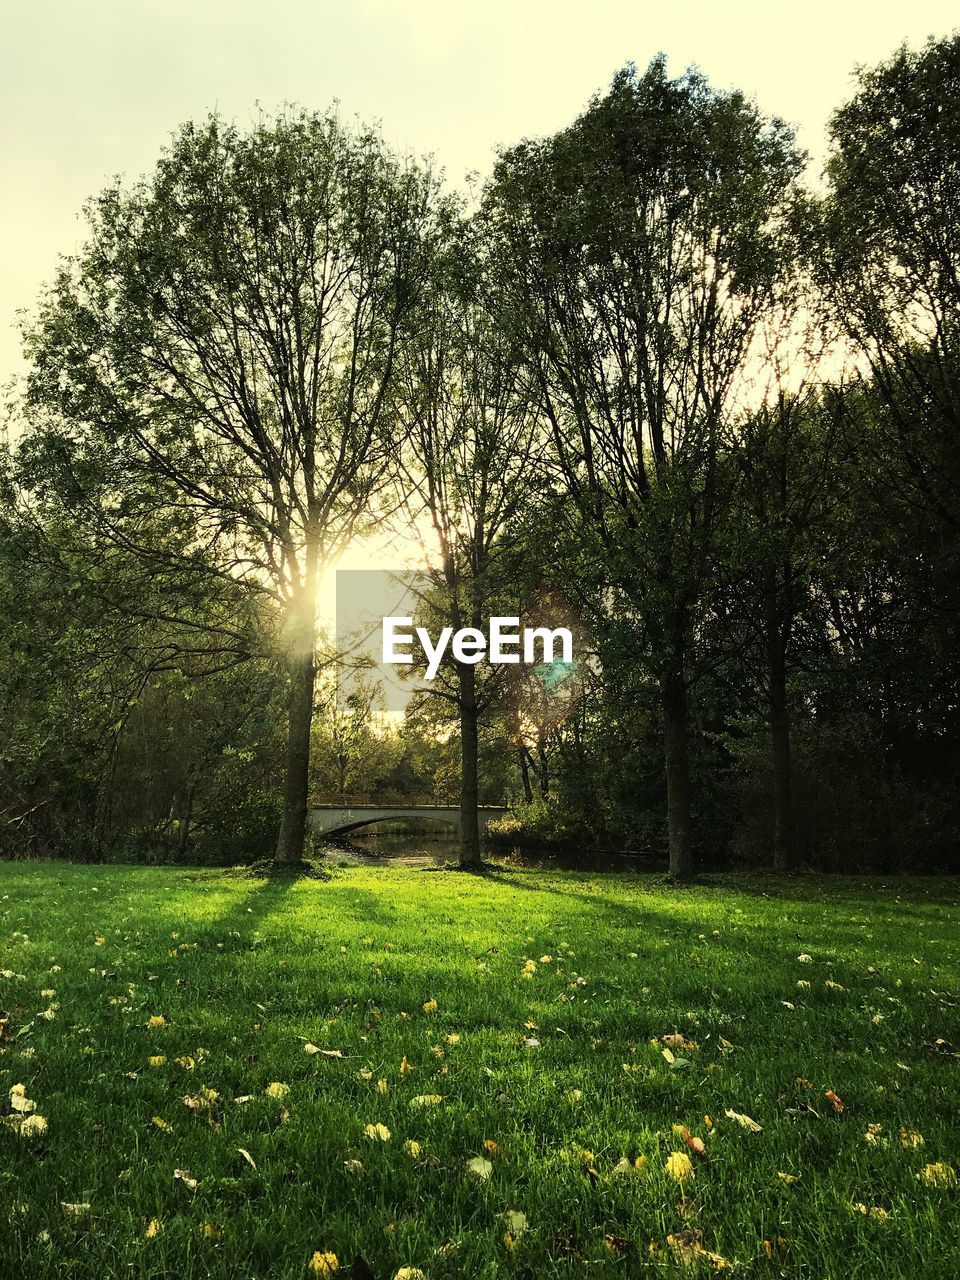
[{"left": 308, "top": 803, "right": 508, "bottom": 838}]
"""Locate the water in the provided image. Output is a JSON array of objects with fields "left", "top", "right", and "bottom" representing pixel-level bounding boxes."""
[{"left": 317, "top": 826, "right": 664, "bottom": 873}]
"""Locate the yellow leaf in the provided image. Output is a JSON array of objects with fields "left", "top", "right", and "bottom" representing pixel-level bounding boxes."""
[
  {"left": 18, "top": 1114, "right": 48, "bottom": 1139},
  {"left": 265, "top": 1082, "right": 289, "bottom": 1101},
  {"left": 422, "top": 999, "right": 438, "bottom": 1014},
  {"left": 364, "top": 1123, "right": 391, "bottom": 1141},
  {"left": 665, "top": 1151, "right": 695, "bottom": 1182},
  {"left": 152, "top": 1116, "right": 174, "bottom": 1133},
  {"left": 466, "top": 1155, "right": 493, "bottom": 1181},
  {"left": 851, "top": 1202, "right": 890, "bottom": 1220},
  {"left": 309, "top": 1251, "right": 340, "bottom": 1276},
  {"left": 724, "top": 1108, "right": 762, "bottom": 1132},
  {"left": 919, "top": 1162, "right": 956, "bottom": 1187},
  {"left": 144, "top": 1219, "right": 162, "bottom": 1239},
  {"left": 502, "top": 1209, "right": 527, "bottom": 1236}
]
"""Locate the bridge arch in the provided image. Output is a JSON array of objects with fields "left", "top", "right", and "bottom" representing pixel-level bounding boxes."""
[{"left": 309, "top": 804, "right": 507, "bottom": 839}]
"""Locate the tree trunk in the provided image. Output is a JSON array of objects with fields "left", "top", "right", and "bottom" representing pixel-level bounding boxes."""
[
  {"left": 536, "top": 731, "right": 550, "bottom": 797},
  {"left": 769, "top": 643, "right": 793, "bottom": 873},
  {"left": 661, "top": 653, "right": 693, "bottom": 882},
  {"left": 275, "top": 641, "right": 315, "bottom": 865},
  {"left": 177, "top": 781, "right": 195, "bottom": 859},
  {"left": 458, "top": 663, "right": 482, "bottom": 867},
  {"left": 518, "top": 747, "right": 533, "bottom": 803}
]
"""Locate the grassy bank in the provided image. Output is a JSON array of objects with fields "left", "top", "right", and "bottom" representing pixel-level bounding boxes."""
[{"left": 1, "top": 862, "right": 959, "bottom": 1278}]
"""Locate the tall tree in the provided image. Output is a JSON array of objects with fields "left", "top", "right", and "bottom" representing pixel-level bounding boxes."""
[
  {"left": 396, "top": 232, "right": 539, "bottom": 866},
  {"left": 486, "top": 58, "right": 803, "bottom": 878},
  {"left": 718, "top": 385, "right": 844, "bottom": 870},
  {"left": 821, "top": 34, "right": 960, "bottom": 539},
  {"left": 19, "top": 108, "right": 438, "bottom": 864}
]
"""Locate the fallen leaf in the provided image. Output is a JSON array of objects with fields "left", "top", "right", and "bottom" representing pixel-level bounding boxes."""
[
  {"left": 665, "top": 1151, "right": 695, "bottom": 1182},
  {"left": 604, "top": 1234, "right": 633, "bottom": 1256},
  {"left": 724, "top": 1108, "right": 762, "bottom": 1132},
  {"left": 502, "top": 1209, "right": 528, "bottom": 1237},
  {"left": 466, "top": 1155, "right": 493, "bottom": 1181},
  {"left": 667, "top": 1228, "right": 727, "bottom": 1269},
  {"left": 683, "top": 1132, "right": 708, "bottom": 1160},
  {"left": 308, "top": 1251, "right": 339, "bottom": 1276}
]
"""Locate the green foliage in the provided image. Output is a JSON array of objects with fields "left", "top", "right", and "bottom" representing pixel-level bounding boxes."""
[{"left": 5, "top": 38, "right": 960, "bottom": 875}]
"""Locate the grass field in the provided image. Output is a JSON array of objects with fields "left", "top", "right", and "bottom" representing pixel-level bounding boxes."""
[{"left": 1, "top": 862, "right": 959, "bottom": 1279}]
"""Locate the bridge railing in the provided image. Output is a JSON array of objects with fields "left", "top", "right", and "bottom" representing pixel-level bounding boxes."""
[{"left": 309, "top": 792, "right": 510, "bottom": 809}]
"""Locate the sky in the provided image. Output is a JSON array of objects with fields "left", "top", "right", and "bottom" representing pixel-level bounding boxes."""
[{"left": 3, "top": 0, "right": 959, "bottom": 388}]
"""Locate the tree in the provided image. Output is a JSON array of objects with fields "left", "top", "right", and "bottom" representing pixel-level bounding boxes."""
[
  {"left": 311, "top": 670, "right": 401, "bottom": 801},
  {"left": 395, "top": 229, "right": 540, "bottom": 865},
  {"left": 486, "top": 58, "right": 803, "bottom": 878},
  {"left": 717, "top": 385, "right": 844, "bottom": 870},
  {"left": 821, "top": 34, "right": 960, "bottom": 540},
  {"left": 19, "top": 108, "right": 438, "bottom": 864}
]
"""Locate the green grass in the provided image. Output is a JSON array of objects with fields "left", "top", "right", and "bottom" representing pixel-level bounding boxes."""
[{"left": 1, "top": 862, "right": 959, "bottom": 1279}]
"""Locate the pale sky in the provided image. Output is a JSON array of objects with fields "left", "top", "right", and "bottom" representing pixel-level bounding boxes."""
[{"left": 2, "top": 1, "right": 958, "bottom": 385}]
